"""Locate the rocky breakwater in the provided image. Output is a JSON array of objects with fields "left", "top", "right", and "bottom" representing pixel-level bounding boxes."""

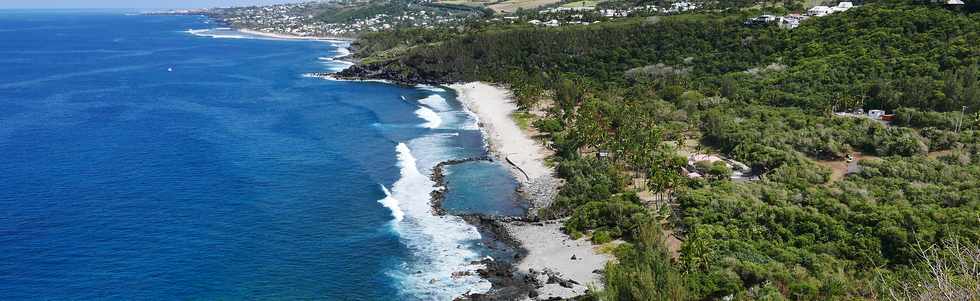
[{"left": 333, "top": 64, "right": 447, "bottom": 86}]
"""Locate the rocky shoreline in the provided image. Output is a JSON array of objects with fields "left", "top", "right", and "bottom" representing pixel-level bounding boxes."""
[
  {"left": 428, "top": 156, "right": 492, "bottom": 216},
  {"left": 421, "top": 128, "right": 585, "bottom": 300},
  {"left": 426, "top": 157, "right": 539, "bottom": 300},
  {"left": 334, "top": 64, "right": 447, "bottom": 86},
  {"left": 423, "top": 132, "right": 577, "bottom": 300},
  {"left": 313, "top": 42, "right": 598, "bottom": 300}
]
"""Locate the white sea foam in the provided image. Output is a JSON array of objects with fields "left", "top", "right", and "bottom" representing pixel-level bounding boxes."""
[
  {"left": 334, "top": 46, "right": 351, "bottom": 57},
  {"left": 381, "top": 143, "right": 491, "bottom": 298},
  {"left": 415, "top": 107, "right": 442, "bottom": 129},
  {"left": 305, "top": 73, "right": 393, "bottom": 84},
  {"left": 317, "top": 56, "right": 354, "bottom": 72},
  {"left": 416, "top": 84, "right": 447, "bottom": 93},
  {"left": 377, "top": 185, "right": 404, "bottom": 222},
  {"left": 417, "top": 94, "right": 451, "bottom": 112},
  {"left": 461, "top": 105, "right": 481, "bottom": 131},
  {"left": 185, "top": 29, "right": 247, "bottom": 39}
]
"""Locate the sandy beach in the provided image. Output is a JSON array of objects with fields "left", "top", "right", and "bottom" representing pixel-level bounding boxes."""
[
  {"left": 451, "top": 82, "right": 610, "bottom": 299},
  {"left": 450, "top": 83, "right": 551, "bottom": 181},
  {"left": 238, "top": 28, "right": 354, "bottom": 42}
]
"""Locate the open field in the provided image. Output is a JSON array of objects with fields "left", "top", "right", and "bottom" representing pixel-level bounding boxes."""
[
  {"left": 432, "top": 0, "right": 494, "bottom": 8},
  {"left": 561, "top": 0, "right": 601, "bottom": 8},
  {"left": 489, "top": 0, "right": 562, "bottom": 13}
]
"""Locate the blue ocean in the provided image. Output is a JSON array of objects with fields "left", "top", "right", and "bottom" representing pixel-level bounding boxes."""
[{"left": 0, "top": 11, "right": 522, "bottom": 300}]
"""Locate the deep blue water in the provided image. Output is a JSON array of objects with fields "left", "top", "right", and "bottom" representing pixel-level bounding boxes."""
[{"left": 0, "top": 11, "right": 522, "bottom": 300}]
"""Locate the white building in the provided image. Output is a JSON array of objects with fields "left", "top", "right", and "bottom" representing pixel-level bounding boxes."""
[
  {"left": 832, "top": 2, "right": 854, "bottom": 13},
  {"left": 807, "top": 5, "right": 832, "bottom": 16},
  {"left": 669, "top": 1, "right": 697, "bottom": 12}
]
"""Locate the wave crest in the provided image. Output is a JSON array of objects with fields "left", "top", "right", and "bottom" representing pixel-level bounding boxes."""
[
  {"left": 377, "top": 185, "right": 404, "bottom": 222},
  {"left": 418, "top": 94, "right": 451, "bottom": 112},
  {"left": 380, "top": 143, "right": 491, "bottom": 298},
  {"left": 414, "top": 107, "right": 442, "bottom": 129}
]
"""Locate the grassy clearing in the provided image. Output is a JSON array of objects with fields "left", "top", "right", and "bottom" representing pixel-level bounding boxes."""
[
  {"left": 433, "top": 0, "right": 493, "bottom": 8},
  {"left": 560, "top": 0, "right": 601, "bottom": 8},
  {"left": 488, "top": 0, "right": 562, "bottom": 13},
  {"left": 511, "top": 111, "right": 533, "bottom": 131}
]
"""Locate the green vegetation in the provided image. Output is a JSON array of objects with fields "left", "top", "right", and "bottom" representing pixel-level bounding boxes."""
[
  {"left": 561, "top": 0, "right": 603, "bottom": 8},
  {"left": 348, "top": 1, "right": 980, "bottom": 299},
  {"left": 511, "top": 111, "right": 534, "bottom": 130},
  {"left": 597, "top": 222, "right": 686, "bottom": 301}
]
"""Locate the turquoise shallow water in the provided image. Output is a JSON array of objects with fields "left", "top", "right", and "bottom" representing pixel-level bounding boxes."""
[
  {"left": 442, "top": 161, "right": 526, "bottom": 216},
  {"left": 0, "top": 11, "right": 523, "bottom": 300}
]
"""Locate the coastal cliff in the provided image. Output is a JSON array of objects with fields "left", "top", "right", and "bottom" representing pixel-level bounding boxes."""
[{"left": 333, "top": 63, "right": 449, "bottom": 86}]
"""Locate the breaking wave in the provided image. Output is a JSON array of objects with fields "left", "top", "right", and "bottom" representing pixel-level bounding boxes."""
[
  {"left": 414, "top": 107, "right": 442, "bottom": 129},
  {"left": 417, "top": 94, "right": 451, "bottom": 112},
  {"left": 416, "top": 84, "right": 446, "bottom": 93},
  {"left": 461, "top": 104, "right": 481, "bottom": 131},
  {"left": 380, "top": 143, "right": 491, "bottom": 299},
  {"left": 184, "top": 29, "right": 247, "bottom": 39},
  {"left": 377, "top": 185, "right": 404, "bottom": 222}
]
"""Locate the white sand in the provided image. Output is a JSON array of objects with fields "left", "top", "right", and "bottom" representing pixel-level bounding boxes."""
[
  {"left": 451, "top": 82, "right": 610, "bottom": 299},
  {"left": 237, "top": 29, "right": 353, "bottom": 42},
  {"left": 506, "top": 221, "right": 611, "bottom": 299},
  {"left": 450, "top": 82, "right": 551, "bottom": 182}
]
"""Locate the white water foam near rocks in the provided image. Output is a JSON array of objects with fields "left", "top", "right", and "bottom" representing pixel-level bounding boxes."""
[
  {"left": 374, "top": 86, "right": 499, "bottom": 298},
  {"left": 379, "top": 143, "right": 491, "bottom": 299}
]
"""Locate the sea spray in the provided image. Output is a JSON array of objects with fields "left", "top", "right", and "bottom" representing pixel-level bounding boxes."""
[
  {"left": 184, "top": 28, "right": 248, "bottom": 39},
  {"left": 416, "top": 84, "right": 447, "bottom": 93},
  {"left": 414, "top": 107, "right": 442, "bottom": 129},
  {"left": 418, "top": 94, "right": 451, "bottom": 112},
  {"left": 382, "top": 143, "right": 491, "bottom": 298},
  {"left": 461, "top": 104, "right": 481, "bottom": 131},
  {"left": 377, "top": 185, "right": 404, "bottom": 222}
]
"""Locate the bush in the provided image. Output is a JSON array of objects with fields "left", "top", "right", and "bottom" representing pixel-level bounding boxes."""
[
  {"left": 533, "top": 117, "right": 563, "bottom": 133},
  {"left": 592, "top": 230, "right": 613, "bottom": 244},
  {"left": 565, "top": 193, "right": 649, "bottom": 239},
  {"left": 707, "top": 161, "right": 732, "bottom": 180}
]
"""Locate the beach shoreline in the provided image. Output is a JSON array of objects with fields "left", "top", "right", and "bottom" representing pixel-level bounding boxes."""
[
  {"left": 449, "top": 83, "right": 558, "bottom": 212},
  {"left": 450, "top": 82, "right": 610, "bottom": 300},
  {"left": 237, "top": 28, "right": 356, "bottom": 42},
  {"left": 314, "top": 38, "right": 608, "bottom": 298}
]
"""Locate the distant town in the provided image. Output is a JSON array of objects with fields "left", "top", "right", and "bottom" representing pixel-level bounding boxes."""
[
  {"left": 147, "top": 0, "right": 972, "bottom": 38},
  {"left": 147, "top": 1, "right": 483, "bottom": 38}
]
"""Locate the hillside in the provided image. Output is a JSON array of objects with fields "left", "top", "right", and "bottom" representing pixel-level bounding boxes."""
[{"left": 341, "top": 2, "right": 980, "bottom": 300}]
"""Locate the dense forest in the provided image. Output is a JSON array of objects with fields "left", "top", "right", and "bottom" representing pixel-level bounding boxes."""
[{"left": 345, "top": 1, "right": 980, "bottom": 300}]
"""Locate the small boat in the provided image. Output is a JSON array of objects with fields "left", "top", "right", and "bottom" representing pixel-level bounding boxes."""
[{"left": 167, "top": 67, "right": 173, "bottom": 72}]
